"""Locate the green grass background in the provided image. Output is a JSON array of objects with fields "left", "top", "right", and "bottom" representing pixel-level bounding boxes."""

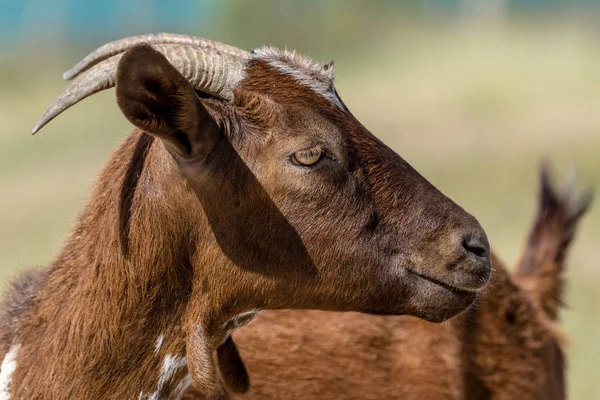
[{"left": 1, "top": 18, "right": 599, "bottom": 398}]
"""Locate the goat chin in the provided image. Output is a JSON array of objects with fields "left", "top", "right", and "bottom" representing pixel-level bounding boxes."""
[{"left": 364, "top": 273, "right": 478, "bottom": 323}]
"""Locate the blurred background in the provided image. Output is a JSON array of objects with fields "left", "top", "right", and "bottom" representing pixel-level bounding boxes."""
[{"left": 0, "top": 0, "right": 598, "bottom": 397}]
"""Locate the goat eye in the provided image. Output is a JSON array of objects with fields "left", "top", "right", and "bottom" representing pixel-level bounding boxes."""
[{"left": 293, "top": 145, "right": 324, "bottom": 166}]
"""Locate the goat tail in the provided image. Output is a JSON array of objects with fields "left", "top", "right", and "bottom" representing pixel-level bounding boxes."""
[{"left": 513, "top": 162, "right": 593, "bottom": 321}]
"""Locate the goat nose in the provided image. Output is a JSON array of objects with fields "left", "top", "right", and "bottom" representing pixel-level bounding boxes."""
[
  {"left": 438, "top": 221, "right": 492, "bottom": 291},
  {"left": 462, "top": 232, "right": 490, "bottom": 260}
]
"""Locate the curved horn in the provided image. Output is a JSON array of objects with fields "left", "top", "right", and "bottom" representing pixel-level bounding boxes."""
[
  {"left": 32, "top": 44, "right": 247, "bottom": 134},
  {"left": 63, "top": 33, "right": 250, "bottom": 80}
]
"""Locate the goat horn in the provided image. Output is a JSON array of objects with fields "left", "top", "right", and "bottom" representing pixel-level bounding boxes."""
[
  {"left": 63, "top": 33, "right": 250, "bottom": 80},
  {"left": 32, "top": 44, "right": 247, "bottom": 134}
]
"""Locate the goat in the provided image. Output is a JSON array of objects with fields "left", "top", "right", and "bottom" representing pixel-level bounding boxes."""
[
  {"left": 181, "top": 166, "right": 592, "bottom": 400},
  {"left": 0, "top": 34, "right": 492, "bottom": 399}
]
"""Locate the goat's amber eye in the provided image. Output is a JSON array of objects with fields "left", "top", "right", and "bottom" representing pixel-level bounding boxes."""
[{"left": 293, "top": 145, "right": 324, "bottom": 166}]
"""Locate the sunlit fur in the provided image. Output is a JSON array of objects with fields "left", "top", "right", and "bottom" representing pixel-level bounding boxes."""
[{"left": 250, "top": 47, "right": 343, "bottom": 109}]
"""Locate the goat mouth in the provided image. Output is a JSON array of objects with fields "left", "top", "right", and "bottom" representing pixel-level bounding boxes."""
[{"left": 407, "top": 269, "right": 478, "bottom": 296}]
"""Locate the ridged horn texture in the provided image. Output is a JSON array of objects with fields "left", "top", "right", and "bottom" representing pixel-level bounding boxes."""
[
  {"left": 63, "top": 33, "right": 250, "bottom": 80},
  {"left": 32, "top": 35, "right": 250, "bottom": 134}
]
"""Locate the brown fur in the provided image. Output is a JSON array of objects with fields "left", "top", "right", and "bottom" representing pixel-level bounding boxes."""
[
  {"left": 181, "top": 167, "right": 590, "bottom": 400},
  {"left": 514, "top": 165, "right": 593, "bottom": 320},
  {"left": 0, "top": 43, "right": 492, "bottom": 399}
]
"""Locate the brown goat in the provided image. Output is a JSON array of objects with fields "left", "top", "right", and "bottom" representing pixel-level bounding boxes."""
[
  {"left": 181, "top": 166, "right": 592, "bottom": 400},
  {"left": 0, "top": 35, "right": 492, "bottom": 399}
]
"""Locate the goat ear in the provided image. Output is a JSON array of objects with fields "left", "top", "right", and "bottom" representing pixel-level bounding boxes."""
[{"left": 115, "top": 44, "right": 219, "bottom": 160}]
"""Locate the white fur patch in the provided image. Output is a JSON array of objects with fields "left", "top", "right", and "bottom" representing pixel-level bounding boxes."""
[
  {"left": 251, "top": 47, "right": 343, "bottom": 109},
  {"left": 0, "top": 342, "right": 20, "bottom": 400},
  {"left": 141, "top": 354, "right": 187, "bottom": 400},
  {"left": 170, "top": 374, "right": 191, "bottom": 400},
  {"left": 154, "top": 334, "right": 164, "bottom": 354},
  {"left": 222, "top": 310, "right": 260, "bottom": 339}
]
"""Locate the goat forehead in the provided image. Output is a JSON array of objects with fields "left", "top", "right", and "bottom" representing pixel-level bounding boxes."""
[
  {"left": 249, "top": 46, "right": 343, "bottom": 110},
  {"left": 251, "top": 47, "right": 334, "bottom": 84}
]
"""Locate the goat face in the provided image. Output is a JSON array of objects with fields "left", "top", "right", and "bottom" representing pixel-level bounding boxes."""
[
  {"left": 114, "top": 45, "right": 491, "bottom": 323},
  {"left": 31, "top": 38, "right": 494, "bottom": 396}
]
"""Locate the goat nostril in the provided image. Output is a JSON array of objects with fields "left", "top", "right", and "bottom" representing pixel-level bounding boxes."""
[{"left": 462, "top": 235, "right": 490, "bottom": 259}]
